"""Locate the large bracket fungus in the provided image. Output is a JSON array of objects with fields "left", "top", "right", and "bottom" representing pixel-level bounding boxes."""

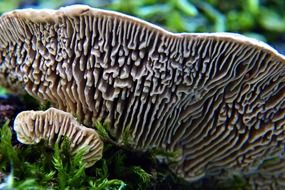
[{"left": 0, "top": 5, "right": 285, "bottom": 182}]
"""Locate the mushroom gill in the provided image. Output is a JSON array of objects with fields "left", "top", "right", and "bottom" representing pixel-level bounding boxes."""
[
  {"left": 247, "top": 156, "right": 285, "bottom": 190},
  {"left": 14, "top": 108, "right": 103, "bottom": 167},
  {"left": 0, "top": 5, "right": 285, "bottom": 180}
]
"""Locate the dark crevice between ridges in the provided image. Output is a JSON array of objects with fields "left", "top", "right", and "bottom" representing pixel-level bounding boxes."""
[
  {"left": 167, "top": 95, "right": 192, "bottom": 151},
  {"left": 209, "top": 41, "right": 228, "bottom": 81},
  {"left": 122, "top": 79, "right": 137, "bottom": 128},
  {"left": 195, "top": 39, "right": 209, "bottom": 88},
  {"left": 206, "top": 40, "right": 221, "bottom": 82},
  {"left": 114, "top": 35, "right": 142, "bottom": 142},
  {"left": 30, "top": 52, "right": 44, "bottom": 97},
  {"left": 193, "top": 40, "right": 203, "bottom": 83},
  {"left": 135, "top": 36, "right": 162, "bottom": 148},
  {"left": 156, "top": 97, "right": 178, "bottom": 147},
  {"left": 124, "top": 36, "right": 154, "bottom": 147},
  {"left": 198, "top": 94, "right": 223, "bottom": 137},
  {"left": 129, "top": 76, "right": 146, "bottom": 139},
  {"left": 165, "top": 93, "right": 189, "bottom": 147},
  {"left": 181, "top": 98, "right": 211, "bottom": 144},
  {"left": 105, "top": 16, "right": 128, "bottom": 139},
  {"left": 248, "top": 52, "right": 271, "bottom": 83},
  {"left": 108, "top": 90, "right": 120, "bottom": 139},
  {"left": 76, "top": 16, "right": 89, "bottom": 114},
  {"left": 80, "top": 17, "right": 96, "bottom": 121},
  {"left": 134, "top": 86, "right": 151, "bottom": 146},
  {"left": 89, "top": 16, "right": 101, "bottom": 118},
  {"left": 143, "top": 98, "right": 156, "bottom": 144},
  {"left": 94, "top": 54, "right": 105, "bottom": 119},
  {"left": 55, "top": 23, "right": 77, "bottom": 109},
  {"left": 136, "top": 75, "right": 154, "bottom": 148},
  {"left": 152, "top": 94, "right": 173, "bottom": 149},
  {"left": 100, "top": 99, "right": 109, "bottom": 126},
  {"left": 198, "top": 40, "right": 212, "bottom": 87},
  {"left": 207, "top": 126, "right": 240, "bottom": 168},
  {"left": 71, "top": 56, "right": 84, "bottom": 120},
  {"left": 192, "top": 124, "right": 236, "bottom": 171}
]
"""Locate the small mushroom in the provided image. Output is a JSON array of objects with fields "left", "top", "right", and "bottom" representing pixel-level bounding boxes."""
[
  {"left": 14, "top": 108, "right": 103, "bottom": 167},
  {"left": 1, "top": 5, "right": 285, "bottom": 181}
]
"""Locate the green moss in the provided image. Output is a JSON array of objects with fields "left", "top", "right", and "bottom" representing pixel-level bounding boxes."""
[
  {"left": 0, "top": 122, "right": 126, "bottom": 189},
  {"left": 94, "top": 120, "right": 112, "bottom": 141},
  {"left": 0, "top": 121, "right": 186, "bottom": 189}
]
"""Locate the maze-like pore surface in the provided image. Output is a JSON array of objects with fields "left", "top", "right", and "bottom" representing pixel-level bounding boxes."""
[
  {"left": 247, "top": 156, "right": 285, "bottom": 190},
  {"left": 1, "top": 5, "right": 285, "bottom": 180}
]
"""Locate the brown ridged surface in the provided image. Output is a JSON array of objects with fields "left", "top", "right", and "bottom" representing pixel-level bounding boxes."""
[
  {"left": 1, "top": 5, "right": 285, "bottom": 181},
  {"left": 247, "top": 156, "right": 285, "bottom": 190},
  {"left": 14, "top": 108, "right": 103, "bottom": 167}
]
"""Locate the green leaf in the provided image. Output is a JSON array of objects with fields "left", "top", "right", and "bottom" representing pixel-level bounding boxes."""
[
  {"left": 195, "top": 1, "right": 225, "bottom": 32},
  {"left": 95, "top": 159, "right": 109, "bottom": 178},
  {"left": 52, "top": 143, "right": 66, "bottom": 189},
  {"left": 136, "top": 4, "right": 171, "bottom": 18},
  {"left": 120, "top": 124, "right": 135, "bottom": 146},
  {"left": 94, "top": 121, "right": 111, "bottom": 141},
  {"left": 15, "top": 179, "right": 42, "bottom": 190},
  {"left": 89, "top": 178, "right": 126, "bottom": 190},
  {"left": 0, "top": 87, "right": 6, "bottom": 96},
  {"left": 176, "top": 0, "right": 198, "bottom": 16},
  {"left": 166, "top": 11, "right": 186, "bottom": 32},
  {"left": 246, "top": 0, "right": 259, "bottom": 15},
  {"left": 259, "top": 8, "right": 285, "bottom": 32},
  {"left": 226, "top": 11, "right": 254, "bottom": 31},
  {"left": 0, "top": 0, "right": 20, "bottom": 14},
  {"left": 0, "top": 121, "right": 19, "bottom": 169},
  {"left": 132, "top": 166, "right": 152, "bottom": 184}
]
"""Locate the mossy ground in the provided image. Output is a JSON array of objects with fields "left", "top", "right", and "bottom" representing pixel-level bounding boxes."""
[{"left": 0, "top": 120, "right": 146, "bottom": 190}]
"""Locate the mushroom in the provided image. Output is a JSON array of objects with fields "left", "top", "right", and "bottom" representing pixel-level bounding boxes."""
[
  {"left": 14, "top": 108, "right": 103, "bottom": 167},
  {"left": 0, "top": 5, "right": 285, "bottom": 181}
]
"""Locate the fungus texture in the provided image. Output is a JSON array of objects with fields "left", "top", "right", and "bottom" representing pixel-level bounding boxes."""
[
  {"left": 247, "top": 156, "right": 285, "bottom": 190},
  {"left": 1, "top": 5, "right": 285, "bottom": 180},
  {"left": 14, "top": 108, "right": 103, "bottom": 167}
]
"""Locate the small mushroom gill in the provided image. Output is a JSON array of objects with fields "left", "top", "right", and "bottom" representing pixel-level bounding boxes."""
[{"left": 13, "top": 108, "right": 103, "bottom": 167}]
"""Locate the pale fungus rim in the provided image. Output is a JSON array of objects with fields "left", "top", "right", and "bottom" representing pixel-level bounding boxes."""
[{"left": 1, "top": 4, "right": 285, "bottom": 62}]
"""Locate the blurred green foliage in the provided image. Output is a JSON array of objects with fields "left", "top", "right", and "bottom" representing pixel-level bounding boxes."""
[
  {"left": 0, "top": 87, "right": 6, "bottom": 96},
  {"left": 1, "top": 0, "right": 285, "bottom": 43}
]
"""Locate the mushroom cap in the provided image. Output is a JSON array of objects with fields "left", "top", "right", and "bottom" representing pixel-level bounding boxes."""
[
  {"left": 14, "top": 108, "right": 103, "bottom": 167},
  {"left": 1, "top": 5, "right": 285, "bottom": 180}
]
